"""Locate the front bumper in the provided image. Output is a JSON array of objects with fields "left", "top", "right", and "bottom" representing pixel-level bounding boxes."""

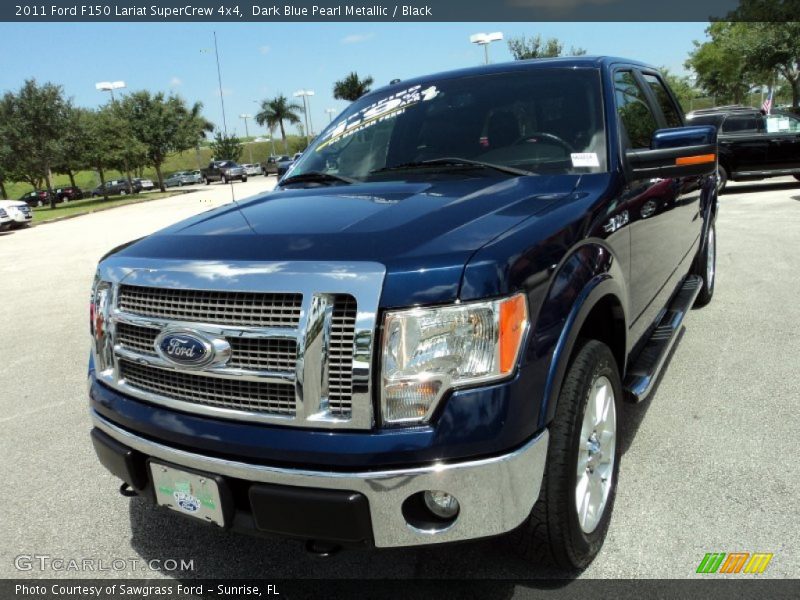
[{"left": 91, "top": 409, "right": 548, "bottom": 548}]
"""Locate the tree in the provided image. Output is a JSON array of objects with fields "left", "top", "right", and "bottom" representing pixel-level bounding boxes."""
[
  {"left": 255, "top": 94, "right": 303, "bottom": 153},
  {"left": 684, "top": 21, "right": 787, "bottom": 107},
  {"left": 333, "top": 72, "right": 374, "bottom": 102},
  {"left": 1, "top": 80, "right": 70, "bottom": 207},
  {"left": 732, "top": 22, "right": 800, "bottom": 109},
  {"left": 53, "top": 106, "right": 92, "bottom": 189},
  {"left": 507, "top": 35, "right": 586, "bottom": 60},
  {"left": 209, "top": 131, "right": 243, "bottom": 162},
  {"left": 117, "top": 91, "right": 208, "bottom": 191}
]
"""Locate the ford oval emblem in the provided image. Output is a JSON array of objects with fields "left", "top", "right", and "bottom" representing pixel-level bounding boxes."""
[{"left": 154, "top": 329, "right": 229, "bottom": 369}]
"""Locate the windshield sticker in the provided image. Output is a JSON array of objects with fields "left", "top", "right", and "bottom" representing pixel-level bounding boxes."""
[
  {"left": 316, "top": 85, "right": 439, "bottom": 151},
  {"left": 571, "top": 153, "right": 600, "bottom": 168}
]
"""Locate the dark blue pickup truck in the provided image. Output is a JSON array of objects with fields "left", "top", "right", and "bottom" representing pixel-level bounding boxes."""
[{"left": 88, "top": 57, "right": 717, "bottom": 569}]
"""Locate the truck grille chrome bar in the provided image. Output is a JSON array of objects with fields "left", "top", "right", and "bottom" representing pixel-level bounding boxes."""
[{"left": 94, "top": 258, "right": 385, "bottom": 430}]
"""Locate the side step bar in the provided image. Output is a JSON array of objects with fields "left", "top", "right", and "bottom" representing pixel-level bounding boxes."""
[{"left": 624, "top": 275, "right": 702, "bottom": 403}]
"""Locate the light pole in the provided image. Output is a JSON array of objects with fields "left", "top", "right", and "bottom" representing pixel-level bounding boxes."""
[
  {"left": 95, "top": 80, "right": 132, "bottom": 193},
  {"left": 293, "top": 89, "right": 315, "bottom": 145},
  {"left": 470, "top": 32, "right": 503, "bottom": 65},
  {"left": 240, "top": 113, "right": 254, "bottom": 163},
  {"left": 325, "top": 108, "right": 336, "bottom": 123}
]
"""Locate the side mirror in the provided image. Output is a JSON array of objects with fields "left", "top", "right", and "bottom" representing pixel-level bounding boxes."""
[{"left": 626, "top": 125, "right": 717, "bottom": 178}]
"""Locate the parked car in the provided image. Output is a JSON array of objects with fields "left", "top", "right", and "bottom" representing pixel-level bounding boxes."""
[
  {"left": 276, "top": 153, "right": 302, "bottom": 178},
  {"left": 242, "top": 163, "right": 263, "bottom": 176},
  {"left": 19, "top": 190, "right": 53, "bottom": 208},
  {"left": 0, "top": 200, "right": 33, "bottom": 228},
  {"left": 262, "top": 155, "right": 290, "bottom": 175},
  {"left": 133, "top": 178, "right": 155, "bottom": 192},
  {"left": 91, "top": 180, "right": 137, "bottom": 197},
  {"left": 0, "top": 207, "right": 12, "bottom": 231},
  {"left": 88, "top": 57, "right": 717, "bottom": 570},
  {"left": 686, "top": 105, "right": 800, "bottom": 191},
  {"left": 164, "top": 171, "right": 192, "bottom": 187},
  {"left": 201, "top": 160, "right": 247, "bottom": 184},
  {"left": 54, "top": 186, "right": 84, "bottom": 202}
]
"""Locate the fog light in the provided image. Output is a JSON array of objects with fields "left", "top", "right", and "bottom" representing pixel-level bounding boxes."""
[{"left": 423, "top": 490, "right": 460, "bottom": 519}]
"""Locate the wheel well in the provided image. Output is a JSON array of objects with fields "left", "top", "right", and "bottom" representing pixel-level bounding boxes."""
[{"left": 575, "top": 295, "right": 626, "bottom": 375}]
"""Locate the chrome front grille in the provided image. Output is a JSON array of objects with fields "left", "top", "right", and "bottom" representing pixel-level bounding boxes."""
[
  {"left": 116, "top": 322, "right": 298, "bottom": 373},
  {"left": 119, "top": 359, "right": 296, "bottom": 416},
  {"left": 117, "top": 285, "right": 302, "bottom": 328},
  {"left": 95, "top": 259, "right": 383, "bottom": 430},
  {"left": 328, "top": 295, "right": 356, "bottom": 417}
]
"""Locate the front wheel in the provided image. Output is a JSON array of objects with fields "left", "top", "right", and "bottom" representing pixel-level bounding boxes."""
[
  {"left": 205, "top": 178, "right": 210, "bottom": 186},
  {"left": 242, "top": 177, "right": 248, "bottom": 183},
  {"left": 692, "top": 222, "right": 716, "bottom": 307},
  {"left": 512, "top": 339, "right": 621, "bottom": 571}
]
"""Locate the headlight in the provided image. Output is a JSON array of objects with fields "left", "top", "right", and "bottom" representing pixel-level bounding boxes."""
[
  {"left": 90, "top": 275, "right": 113, "bottom": 372},
  {"left": 381, "top": 294, "right": 528, "bottom": 425}
]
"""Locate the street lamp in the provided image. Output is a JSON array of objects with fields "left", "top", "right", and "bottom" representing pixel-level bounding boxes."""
[
  {"left": 293, "top": 89, "right": 315, "bottom": 144},
  {"left": 239, "top": 113, "right": 254, "bottom": 163},
  {"left": 470, "top": 32, "right": 503, "bottom": 65},
  {"left": 325, "top": 108, "right": 336, "bottom": 123},
  {"left": 95, "top": 80, "right": 126, "bottom": 100}
]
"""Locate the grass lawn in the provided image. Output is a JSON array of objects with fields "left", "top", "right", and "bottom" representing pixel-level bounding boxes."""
[{"left": 31, "top": 190, "right": 186, "bottom": 224}]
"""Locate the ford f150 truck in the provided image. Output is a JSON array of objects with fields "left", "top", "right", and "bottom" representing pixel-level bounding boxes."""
[
  {"left": 201, "top": 160, "right": 247, "bottom": 185},
  {"left": 88, "top": 57, "right": 718, "bottom": 569}
]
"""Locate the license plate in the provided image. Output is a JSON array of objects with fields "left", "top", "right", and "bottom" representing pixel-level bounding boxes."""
[{"left": 149, "top": 463, "right": 225, "bottom": 526}]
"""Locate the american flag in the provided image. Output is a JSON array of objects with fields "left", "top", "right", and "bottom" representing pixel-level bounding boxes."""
[{"left": 762, "top": 88, "right": 774, "bottom": 115}]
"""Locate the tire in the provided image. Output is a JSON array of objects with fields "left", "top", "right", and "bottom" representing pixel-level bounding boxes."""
[
  {"left": 512, "top": 339, "right": 622, "bottom": 571},
  {"left": 716, "top": 165, "right": 728, "bottom": 194},
  {"left": 242, "top": 177, "right": 248, "bottom": 183},
  {"left": 794, "top": 175, "right": 800, "bottom": 183},
  {"left": 205, "top": 178, "right": 210, "bottom": 186},
  {"left": 692, "top": 221, "right": 716, "bottom": 307}
]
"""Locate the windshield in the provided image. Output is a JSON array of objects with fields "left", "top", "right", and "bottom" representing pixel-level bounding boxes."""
[{"left": 287, "top": 68, "right": 607, "bottom": 182}]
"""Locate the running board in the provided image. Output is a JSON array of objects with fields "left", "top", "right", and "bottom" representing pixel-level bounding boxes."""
[{"left": 624, "top": 275, "right": 702, "bottom": 403}]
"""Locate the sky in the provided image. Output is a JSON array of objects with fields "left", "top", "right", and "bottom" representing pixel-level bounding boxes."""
[{"left": 0, "top": 22, "right": 710, "bottom": 141}]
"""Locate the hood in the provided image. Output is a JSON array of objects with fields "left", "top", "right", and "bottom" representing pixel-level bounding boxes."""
[
  {"left": 114, "top": 175, "right": 583, "bottom": 306},
  {"left": 0, "top": 200, "right": 27, "bottom": 209}
]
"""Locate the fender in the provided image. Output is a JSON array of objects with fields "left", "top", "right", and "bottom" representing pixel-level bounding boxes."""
[{"left": 531, "top": 241, "right": 628, "bottom": 429}]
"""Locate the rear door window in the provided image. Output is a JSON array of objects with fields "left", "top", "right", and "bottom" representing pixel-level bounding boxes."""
[
  {"left": 642, "top": 73, "right": 683, "bottom": 128},
  {"left": 722, "top": 115, "right": 764, "bottom": 134}
]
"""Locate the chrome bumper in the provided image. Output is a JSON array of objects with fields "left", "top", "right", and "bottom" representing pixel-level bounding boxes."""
[{"left": 91, "top": 410, "right": 548, "bottom": 548}]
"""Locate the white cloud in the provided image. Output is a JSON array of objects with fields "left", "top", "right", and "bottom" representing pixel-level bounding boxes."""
[
  {"left": 341, "top": 33, "right": 375, "bottom": 44},
  {"left": 169, "top": 77, "right": 183, "bottom": 87},
  {"left": 259, "top": 45, "right": 271, "bottom": 55}
]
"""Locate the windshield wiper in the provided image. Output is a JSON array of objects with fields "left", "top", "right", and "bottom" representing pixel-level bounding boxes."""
[
  {"left": 280, "top": 171, "right": 358, "bottom": 186},
  {"left": 370, "top": 157, "right": 534, "bottom": 177}
]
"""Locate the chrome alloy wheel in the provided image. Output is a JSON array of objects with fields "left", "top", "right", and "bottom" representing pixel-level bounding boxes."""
[
  {"left": 706, "top": 226, "right": 716, "bottom": 289},
  {"left": 575, "top": 375, "right": 617, "bottom": 534}
]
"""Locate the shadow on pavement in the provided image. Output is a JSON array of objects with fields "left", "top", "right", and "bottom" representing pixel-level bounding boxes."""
[
  {"left": 723, "top": 180, "right": 799, "bottom": 195},
  {"left": 128, "top": 490, "right": 578, "bottom": 597}
]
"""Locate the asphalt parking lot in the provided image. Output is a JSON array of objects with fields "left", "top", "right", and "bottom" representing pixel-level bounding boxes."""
[{"left": 0, "top": 175, "right": 797, "bottom": 589}]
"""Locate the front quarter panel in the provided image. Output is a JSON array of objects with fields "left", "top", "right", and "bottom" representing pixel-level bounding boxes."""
[{"left": 461, "top": 173, "right": 630, "bottom": 431}]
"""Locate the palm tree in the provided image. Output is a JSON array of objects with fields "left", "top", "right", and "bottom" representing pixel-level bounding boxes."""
[
  {"left": 255, "top": 94, "right": 302, "bottom": 153},
  {"left": 333, "top": 72, "right": 374, "bottom": 102}
]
